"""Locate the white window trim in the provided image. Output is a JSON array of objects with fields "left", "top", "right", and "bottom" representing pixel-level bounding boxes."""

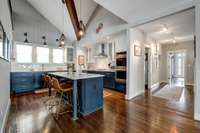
[{"left": 13, "top": 41, "right": 74, "bottom": 64}]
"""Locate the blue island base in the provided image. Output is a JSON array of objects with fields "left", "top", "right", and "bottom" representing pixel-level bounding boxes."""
[{"left": 79, "top": 77, "right": 103, "bottom": 116}]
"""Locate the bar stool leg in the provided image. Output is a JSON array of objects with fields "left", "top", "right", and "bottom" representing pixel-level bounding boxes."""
[{"left": 56, "top": 92, "right": 63, "bottom": 119}]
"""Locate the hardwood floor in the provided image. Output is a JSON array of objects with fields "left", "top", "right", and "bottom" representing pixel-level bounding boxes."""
[{"left": 5, "top": 85, "right": 200, "bottom": 133}]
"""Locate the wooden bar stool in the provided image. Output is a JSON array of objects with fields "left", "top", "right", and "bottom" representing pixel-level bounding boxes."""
[
  {"left": 52, "top": 77, "right": 73, "bottom": 119},
  {"left": 43, "top": 75, "right": 58, "bottom": 109}
]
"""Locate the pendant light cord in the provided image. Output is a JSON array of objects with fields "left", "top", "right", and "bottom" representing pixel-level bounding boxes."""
[
  {"left": 62, "top": 0, "right": 64, "bottom": 34},
  {"left": 79, "top": 0, "right": 81, "bottom": 21}
]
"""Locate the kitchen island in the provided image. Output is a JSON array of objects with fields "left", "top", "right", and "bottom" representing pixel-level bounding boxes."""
[{"left": 49, "top": 72, "right": 104, "bottom": 120}]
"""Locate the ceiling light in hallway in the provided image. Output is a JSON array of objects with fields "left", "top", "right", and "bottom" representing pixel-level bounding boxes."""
[
  {"left": 172, "top": 39, "right": 176, "bottom": 44},
  {"left": 162, "top": 24, "right": 169, "bottom": 33}
]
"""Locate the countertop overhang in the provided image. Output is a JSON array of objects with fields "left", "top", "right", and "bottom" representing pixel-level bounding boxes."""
[{"left": 49, "top": 72, "right": 104, "bottom": 80}]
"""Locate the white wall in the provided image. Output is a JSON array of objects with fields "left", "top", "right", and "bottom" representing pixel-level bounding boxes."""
[
  {"left": 195, "top": 0, "right": 200, "bottom": 121},
  {"left": 0, "top": 0, "right": 12, "bottom": 132},
  {"left": 127, "top": 28, "right": 145, "bottom": 99},
  {"left": 127, "top": 29, "right": 161, "bottom": 99},
  {"left": 0, "top": 60, "right": 10, "bottom": 133},
  {"left": 160, "top": 41, "right": 194, "bottom": 85},
  {"left": 145, "top": 36, "right": 161, "bottom": 89}
]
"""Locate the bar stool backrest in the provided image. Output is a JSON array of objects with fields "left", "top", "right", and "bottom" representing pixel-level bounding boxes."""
[
  {"left": 52, "top": 77, "right": 62, "bottom": 91},
  {"left": 43, "top": 75, "right": 53, "bottom": 88},
  {"left": 46, "top": 75, "right": 53, "bottom": 87}
]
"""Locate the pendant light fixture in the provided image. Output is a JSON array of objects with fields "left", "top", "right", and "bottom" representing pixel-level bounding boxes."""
[
  {"left": 42, "top": 36, "right": 47, "bottom": 46},
  {"left": 58, "top": 0, "right": 65, "bottom": 48},
  {"left": 79, "top": 0, "right": 85, "bottom": 37},
  {"left": 24, "top": 32, "right": 29, "bottom": 43}
]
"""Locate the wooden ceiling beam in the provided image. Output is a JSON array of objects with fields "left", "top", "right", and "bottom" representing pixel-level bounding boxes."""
[{"left": 64, "top": 0, "right": 81, "bottom": 41}]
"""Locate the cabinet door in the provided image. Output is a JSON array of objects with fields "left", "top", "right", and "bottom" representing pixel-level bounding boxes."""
[
  {"left": 67, "top": 47, "right": 74, "bottom": 62},
  {"left": 80, "top": 77, "right": 103, "bottom": 115},
  {"left": 34, "top": 72, "right": 43, "bottom": 89},
  {"left": 11, "top": 72, "right": 34, "bottom": 94}
]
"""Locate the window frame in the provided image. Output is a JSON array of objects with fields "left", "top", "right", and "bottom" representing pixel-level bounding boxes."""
[
  {"left": 52, "top": 48, "right": 64, "bottom": 64},
  {"left": 15, "top": 44, "right": 33, "bottom": 64},
  {"left": 36, "top": 46, "right": 50, "bottom": 64}
]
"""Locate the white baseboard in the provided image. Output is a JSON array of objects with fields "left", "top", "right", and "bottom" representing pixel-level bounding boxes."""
[
  {"left": 194, "top": 113, "right": 200, "bottom": 121},
  {"left": 126, "top": 89, "right": 144, "bottom": 100},
  {"left": 0, "top": 99, "right": 11, "bottom": 133},
  {"left": 151, "top": 82, "right": 159, "bottom": 92}
]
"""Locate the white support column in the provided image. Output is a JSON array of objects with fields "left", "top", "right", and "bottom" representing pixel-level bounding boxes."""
[{"left": 194, "top": 0, "right": 200, "bottom": 121}]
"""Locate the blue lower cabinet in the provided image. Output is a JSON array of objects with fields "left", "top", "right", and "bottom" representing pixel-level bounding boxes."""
[
  {"left": 11, "top": 72, "right": 44, "bottom": 94},
  {"left": 79, "top": 77, "right": 103, "bottom": 116},
  {"left": 83, "top": 71, "right": 115, "bottom": 89},
  {"left": 115, "top": 82, "right": 126, "bottom": 92},
  {"left": 34, "top": 72, "right": 44, "bottom": 89}
]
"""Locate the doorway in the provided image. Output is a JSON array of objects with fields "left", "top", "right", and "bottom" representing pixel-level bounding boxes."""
[
  {"left": 145, "top": 47, "right": 150, "bottom": 89},
  {"left": 168, "top": 50, "right": 186, "bottom": 87}
]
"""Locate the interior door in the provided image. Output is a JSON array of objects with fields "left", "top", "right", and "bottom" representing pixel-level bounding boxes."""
[{"left": 172, "top": 52, "right": 185, "bottom": 78}]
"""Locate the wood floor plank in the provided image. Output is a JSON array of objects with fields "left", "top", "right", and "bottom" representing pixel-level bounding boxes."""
[{"left": 5, "top": 85, "right": 200, "bottom": 133}]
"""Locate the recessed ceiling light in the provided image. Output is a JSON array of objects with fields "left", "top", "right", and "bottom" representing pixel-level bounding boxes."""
[
  {"left": 162, "top": 24, "right": 168, "bottom": 33},
  {"left": 172, "top": 39, "right": 176, "bottom": 44}
]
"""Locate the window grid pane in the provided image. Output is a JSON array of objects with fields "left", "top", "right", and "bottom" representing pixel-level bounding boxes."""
[
  {"left": 53, "top": 49, "right": 63, "bottom": 63},
  {"left": 36, "top": 47, "right": 49, "bottom": 63},
  {"left": 16, "top": 44, "right": 32, "bottom": 63}
]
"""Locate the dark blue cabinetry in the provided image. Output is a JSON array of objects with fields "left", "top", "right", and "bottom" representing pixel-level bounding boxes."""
[
  {"left": 83, "top": 70, "right": 126, "bottom": 92},
  {"left": 79, "top": 77, "right": 103, "bottom": 116},
  {"left": 11, "top": 72, "right": 44, "bottom": 94},
  {"left": 83, "top": 70, "right": 115, "bottom": 89},
  {"left": 115, "top": 82, "right": 126, "bottom": 92}
]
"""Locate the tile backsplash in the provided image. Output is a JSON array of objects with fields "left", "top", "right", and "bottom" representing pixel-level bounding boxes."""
[{"left": 11, "top": 63, "right": 68, "bottom": 72}]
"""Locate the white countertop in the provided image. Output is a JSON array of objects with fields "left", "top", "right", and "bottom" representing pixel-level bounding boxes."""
[
  {"left": 83, "top": 69, "right": 115, "bottom": 72},
  {"left": 49, "top": 72, "right": 104, "bottom": 80}
]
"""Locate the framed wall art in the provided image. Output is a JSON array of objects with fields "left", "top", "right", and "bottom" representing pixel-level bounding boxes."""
[{"left": 134, "top": 45, "right": 142, "bottom": 56}]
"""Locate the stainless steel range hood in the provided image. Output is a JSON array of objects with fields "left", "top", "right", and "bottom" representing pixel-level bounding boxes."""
[{"left": 96, "top": 43, "right": 108, "bottom": 58}]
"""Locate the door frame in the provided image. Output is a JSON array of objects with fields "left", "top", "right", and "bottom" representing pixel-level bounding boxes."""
[{"left": 167, "top": 50, "right": 186, "bottom": 83}]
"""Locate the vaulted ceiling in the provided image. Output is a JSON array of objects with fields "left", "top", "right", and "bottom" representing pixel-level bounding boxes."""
[
  {"left": 74, "top": 0, "right": 98, "bottom": 26},
  {"left": 26, "top": 0, "right": 77, "bottom": 42},
  {"left": 26, "top": 0, "right": 97, "bottom": 42},
  {"left": 93, "top": 0, "right": 194, "bottom": 25},
  {"left": 11, "top": 0, "right": 62, "bottom": 45}
]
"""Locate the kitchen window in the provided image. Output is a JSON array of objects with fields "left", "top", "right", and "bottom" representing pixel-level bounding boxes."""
[
  {"left": 36, "top": 47, "right": 49, "bottom": 63},
  {"left": 16, "top": 44, "right": 32, "bottom": 63},
  {"left": 53, "top": 49, "right": 63, "bottom": 63}
]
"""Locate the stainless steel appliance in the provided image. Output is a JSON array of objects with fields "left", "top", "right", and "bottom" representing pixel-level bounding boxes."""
[{"left": 116, "top": 51, "right": 127, "bottom": 84}]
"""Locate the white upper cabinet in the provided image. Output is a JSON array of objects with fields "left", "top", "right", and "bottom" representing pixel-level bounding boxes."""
[{"left": 107, "top": 41, "right": 115, "bottom": 62}]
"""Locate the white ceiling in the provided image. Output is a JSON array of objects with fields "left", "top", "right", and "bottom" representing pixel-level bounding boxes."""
[
  {"left": 26, "top": 0, "right": 76, "bottom": 41},
  {"left": 93, "top": 0, "right": 194, "bottom": 25},
  {"left": 11, "top": 0, "right": 61, "bottom": 46},
  {"left": 137, "top": 9, "right": 195, "bottom": 44},
  {"left": 74, "top": 0, "right": 98, "bottom": 25}
]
